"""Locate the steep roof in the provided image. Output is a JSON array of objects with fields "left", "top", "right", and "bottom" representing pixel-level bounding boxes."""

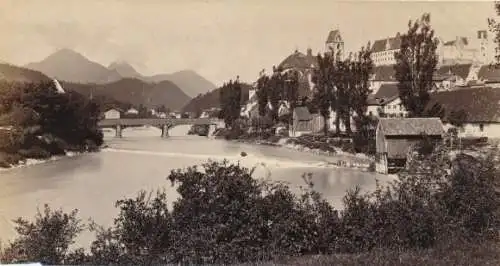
[
  {"left": 293, "top": 106, "right": 312, "bottom": 120},
  {"left": 443, "top": 37, "right": 468, "bottom": 46},
  {"left": 367, "top": 83, "right": 399, "bottom": 105},
  {"left": 436, "top": 64, "right": 472, "bottom": 80},
  {"left": 372, "top": 36, "right": 402, "bottom": 53},
  {"left": 428, "top": 86, "right": 500, "bottom": 123},
  {"left": 378, "top": 118, "right": 444, "bottom": 136},
  {"left": 278, "top": 50, "right": 318, "bottom": 70},
  {"left": 326, "top": 30, "right": 342, "bottom": 44},
  {"left": 477, "top": 65, "right": 500, "bottom": 82}
]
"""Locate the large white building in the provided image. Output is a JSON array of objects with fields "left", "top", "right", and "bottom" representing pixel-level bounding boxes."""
[{"left": 370, "top": 34, "right": 402, "bottom": 66}]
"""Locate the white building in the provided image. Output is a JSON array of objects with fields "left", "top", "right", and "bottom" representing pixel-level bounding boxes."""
[
  {"left": 430, "top": 86, "right": 500, "bottom": 139},
  {"left": 437, "top": 34, "right": 486, "bottom": 65},
  {"left": 126, "top": 108, "right": 139, "bottom": 115},
  {"left": 104, "top": 108, "right": 121, "bottom": 119},
  {"left": 366, "top": 84, "right": 409, "bottom": 118},
  {"left": 370, "top": 34, "right": 401, "bottom": 66}
]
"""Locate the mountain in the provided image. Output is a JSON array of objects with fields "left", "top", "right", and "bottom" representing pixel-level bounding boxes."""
[
  {"left": 145, "top": 70, "right": 216, "bottom": 98},
  {"left": 0, "top": 63, "right": 52, "bottom": 83},
  {"left": 108, "top": 61, "right": 142, "bottom": 78},
  {"left": 60, "top": 78, "right": 191, "bottom": 111},
  {"left": 24, "top": 48, "right": 122, "bottom": 84},
  {"left": 182, "top": 83, "right": 251, "bottom": 113}
]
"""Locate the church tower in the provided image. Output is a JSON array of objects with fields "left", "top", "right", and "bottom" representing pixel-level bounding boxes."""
[
  {"left": 477, "top": 30, "right": 488, "bottom": 64},
  {"left": 325, "top": 29, "right": 344, "bottom": 61}
]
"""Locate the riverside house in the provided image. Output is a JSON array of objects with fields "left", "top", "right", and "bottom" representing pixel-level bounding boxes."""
[
  {"left": 429, "top": 86, "right": 500, "bottom": 139},
  {"left": 375, "top": 118, "right": 445, "bottom": 174},
  {"left": 103, "top": 108, "right": 122, "bottom": 119},
  {"left": 290, "top": 106, "right": 323, "bottom": 137}
]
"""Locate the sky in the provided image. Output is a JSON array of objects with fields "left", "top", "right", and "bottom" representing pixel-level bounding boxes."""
[{"left": 0, "top": 0, "right": 498, "bottom": 86}]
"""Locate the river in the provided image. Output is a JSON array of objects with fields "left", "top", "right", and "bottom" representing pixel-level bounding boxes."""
[{"left": 0, "top": 125, "right": 394, "bottom": 249}]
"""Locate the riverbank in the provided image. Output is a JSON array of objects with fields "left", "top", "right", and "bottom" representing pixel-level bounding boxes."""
[
  {"left": 224, "top": 131, "right": 375, "bottom": 172},
  {"left": 0, "top": 150, "right": 94, "bottom": 171}
]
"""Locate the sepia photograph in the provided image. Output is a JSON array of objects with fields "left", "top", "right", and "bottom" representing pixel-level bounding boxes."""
[{"left": 0, "top": 0, "right": 499, "bottom": 265}]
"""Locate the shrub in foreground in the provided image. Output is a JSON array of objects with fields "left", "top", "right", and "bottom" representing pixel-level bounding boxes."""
[{"left": 1, "top": 146, "right": 498, "bottom": 264}]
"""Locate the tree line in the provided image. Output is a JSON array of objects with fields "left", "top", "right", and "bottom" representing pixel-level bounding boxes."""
[{"left": 0, "top": 81, "right": 104, "bottom": 167}]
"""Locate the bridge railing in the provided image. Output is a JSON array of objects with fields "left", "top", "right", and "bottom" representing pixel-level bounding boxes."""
[{"left": 98, "top": 118, "right": 222, "bottom": 127}]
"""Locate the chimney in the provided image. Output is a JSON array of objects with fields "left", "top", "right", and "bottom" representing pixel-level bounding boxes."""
[{"left": 307, "top": 48, "right": 312, "bottom": 57}]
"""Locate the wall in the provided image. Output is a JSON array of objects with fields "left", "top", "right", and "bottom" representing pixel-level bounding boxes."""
[
  {"left": 104, "top": 110, "right": 120, "bottom": 119},
  {"left": 381, "top": 97, "right": 409, "bottom": 118},
  {"left": 371, "top": 49, "right": 399, "bottom": 66},
  {"left": 457, "top": 122, "right": 500, "bottom": 139}
]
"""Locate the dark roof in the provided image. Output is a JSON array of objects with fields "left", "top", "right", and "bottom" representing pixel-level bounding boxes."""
[
  {"left": 478, "top": 65, "right": 500, "bottom": 82},
  {"left": 372, "top": 36, "right": 402, "bottom": 53},
  {"left": 293, "top": 106, "right": 312, "bottom": 120},
  {"left": 367, "top": 83, "right": 399, "bottom": 105},
  {"left": 428, "top": 86, "right": 500, "bottom": 123},
  {"left": 278, "top": 50, "right": 318, "bottom": 70},
  {"left": 386, "top": 139, "right": 422, "bottom": 159},
  {"left": 443, "top": 37, "right": 468, "bottom": 46},
  {"left": 378, "top": 118, "right": 444, "bottom": 136},
  {"left": 436, "top": 64, "right": 471, "bottom": 80},
  {"left": 326, "top": 30, "right": 342, "bottom": 44},
  {"left": 371, "top": 65, "right": 397, "bottom": 81}
]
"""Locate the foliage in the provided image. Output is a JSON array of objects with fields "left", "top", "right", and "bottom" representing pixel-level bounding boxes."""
[
  {"left": 256, "top": 70, "right": 270, "bottom": 117},
  {"left": 394, "top": 13, "right": 440, "bottom": 117},
  {"left": 0, "top": 205, "right": 84, "bottom": 265},
  {"left": 219, "top": 78, "right": 242, "bottom": 128},
  {"left": 448, "top": 109, "right": 468, "bottom": 128},
  {"left": 2, "top": 146, "right": 499, "bottom": 264},
  {"left": 0, "top": 81, "right": 103, "bottom": 167},
  {"left": 488, "top": 1, "right": 500, "bottom": 65},
  {"left": 312, "top": 45, "right": 373, "bottom": 135}
]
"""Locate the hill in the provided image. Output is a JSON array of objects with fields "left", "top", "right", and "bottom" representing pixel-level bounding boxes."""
[
  {"left": 0, "top": 63, "right": 52, "bottom": 83},
  {"left": 24, "top": 49, "right": 216, "bottom": 98},
  {"left": 60, "top": 78, "right": 191, "bottom": 111},
  {"left": 145, "top": 70, "right": 216, "bottom": 98},
  {"left": 182, "top": 83, "right": 251, "bottom": 113},
  {"left": 25, "top": 48, "right": 122, "bottom": 84}
]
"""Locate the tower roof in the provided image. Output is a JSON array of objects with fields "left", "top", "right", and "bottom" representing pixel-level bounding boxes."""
[{"left": 326, "top": 29, "right": 342, "bottom": 44}]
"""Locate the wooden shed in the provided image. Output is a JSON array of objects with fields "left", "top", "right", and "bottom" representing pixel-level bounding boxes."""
[{"left": 375, "top": 118, "right": 445, "bottom": 174}]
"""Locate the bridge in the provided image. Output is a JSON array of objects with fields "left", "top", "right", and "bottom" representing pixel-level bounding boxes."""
[{"left": 98, "top": 118, "right": 224, "bottom": 138}]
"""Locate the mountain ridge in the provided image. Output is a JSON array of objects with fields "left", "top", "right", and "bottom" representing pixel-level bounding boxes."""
[{"left": 25, "top": 48, "right": 217, "bottom": 97}]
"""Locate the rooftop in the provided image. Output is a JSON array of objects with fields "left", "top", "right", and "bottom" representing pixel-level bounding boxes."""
[{"left": 378, "top": 118, "right": 445, "bottom": 136}]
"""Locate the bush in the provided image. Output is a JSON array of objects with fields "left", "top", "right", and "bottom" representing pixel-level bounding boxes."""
[{"left": 1, "top": 148, "right": 499, "bottom": 264}]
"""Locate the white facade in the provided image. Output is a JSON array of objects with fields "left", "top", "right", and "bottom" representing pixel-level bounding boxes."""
[
  {"left": 126, "top": 108, "right": 139, "bottom": 115},
  {"left": 372, "top": 49, "right": 399, "bottom": 66},
  {"left": 104, "top": 109, "right": 121, "bottom": 119},
  {"left": 452, "top": 123, "right": 500, "bottom": 139},
  {"left": 367, "top": 97, "right": 408, "bottom": 118}
]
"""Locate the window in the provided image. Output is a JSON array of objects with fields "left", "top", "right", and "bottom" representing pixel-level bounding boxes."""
[{"left": 479, "top": 124, "right": 484, "bottom": 132}]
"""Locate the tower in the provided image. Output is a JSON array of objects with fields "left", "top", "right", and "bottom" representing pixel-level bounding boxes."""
[
  {"left": 325, "top": 29, "right": 344, "bottom": 61},
  {"left": 477, "top": 30, "right": 488, "bottom": 64}
]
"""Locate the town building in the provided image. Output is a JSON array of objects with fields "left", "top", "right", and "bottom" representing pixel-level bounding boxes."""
[
  {"left": 375, "top": 118, "right": 445, "bottom": 174},
  {"left": 126, "top": 108, "right": 139, "bottom": 115},
  {"left": 103, "top": 108, "right": 121, "bottom": 119},
  {"left": 366, "top": 84, "right": 408, "bottom": 118},
  {"left": 290, "top": 106, "right": 323, "bottom": 137},
  {"left": 371, "top": 34, "right": 402, "bottom": 66},
  {"left": 428, "top": 86, "right": 500, "bottom": 139},
  {"left": 325, "top": 29, "right": 344, "bottom": 61}
]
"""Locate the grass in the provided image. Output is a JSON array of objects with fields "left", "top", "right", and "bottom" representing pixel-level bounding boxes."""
[{"left": 241, "top": 240, "right": 500, "bottom": 266}]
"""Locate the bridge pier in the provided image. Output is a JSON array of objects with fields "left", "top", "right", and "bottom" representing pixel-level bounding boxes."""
[
  {"left": 161, "top": 124, "right": 169, "bottom": 138},
  {"left": 115, "top": 124, "right": 123, "bottom": 138}
]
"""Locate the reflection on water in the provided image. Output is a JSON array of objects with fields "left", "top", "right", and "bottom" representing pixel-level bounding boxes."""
[{"left": 0, "top": 126, "right": 394, "bottom": 248}]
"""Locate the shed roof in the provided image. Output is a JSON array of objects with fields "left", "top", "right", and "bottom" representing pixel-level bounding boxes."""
[
  {"left": 367, "top": 83, "right": 399, "bottom": 105},
  {"left": 293, "top": 106, "right": 312, "bottom": 120},
  {"left": 378, "top": 118, "right": 444, "bottom": 136}
]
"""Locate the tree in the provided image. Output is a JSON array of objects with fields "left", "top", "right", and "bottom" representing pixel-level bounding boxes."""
[
  {"left": 488, "top": 2, "right": 500, "bottom": 65},
  {"left": 448, "top": 109, "right": 468, "bottom": 128},
  {"left": 312, "top": 53, "right": 335, "bottom": 135},
  {"left": 256, "top": 70, "right": 270, "bottom": 117},
  {"left": 268, "top": 67, "right": 284, "bottom": 122},
  {"left": 394, "top": 13, "right": 439, "bottom": 117},
  {"left": 218, "top": 78, "right": 242, "bottom": 128},
  {"left": 283, "top": 70, "right": 300, "bottom": 113}
]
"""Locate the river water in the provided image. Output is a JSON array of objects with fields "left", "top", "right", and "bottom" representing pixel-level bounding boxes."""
[{"left": 0, "top": 126, "right": 394, "bottom": 249}]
